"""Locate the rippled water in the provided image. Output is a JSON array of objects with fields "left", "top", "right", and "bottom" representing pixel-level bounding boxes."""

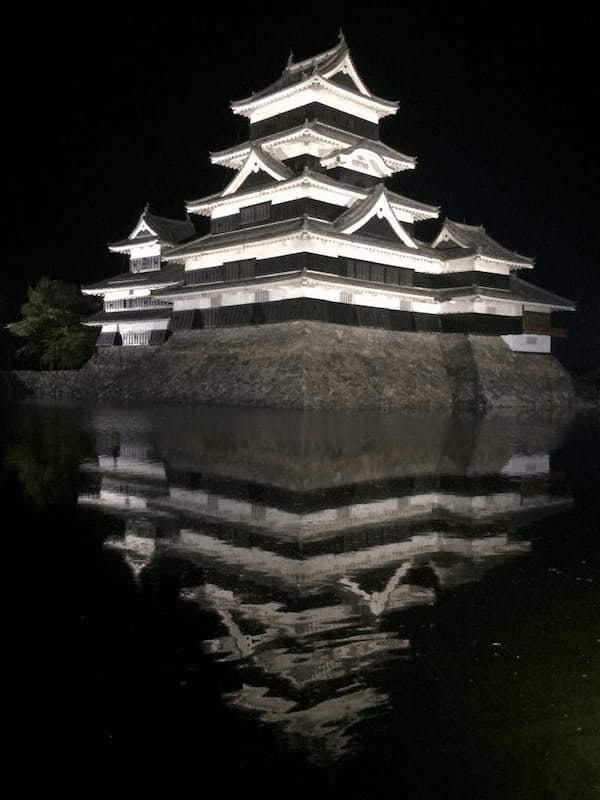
[{"left": 3, "top": 402, "right": 598, "bottom": 798}]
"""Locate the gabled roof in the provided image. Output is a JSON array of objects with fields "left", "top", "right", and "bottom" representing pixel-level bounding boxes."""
[
  {"left": 220, "top": 145, "right": 293, "bottom": 197},
  {"left": 320, "top": 137, "right": 416, "bottom": 173},
  {"left": 432, "top": 219, "right": 534, "bottom": 267},
  {"left": 233, "top": 33, "right": 370, "bottom": 105},
  {"left": 109, "top": 206, "right": 196, "bottom": 250},
  {"left": 334, "top": 184, "right": 419, "bottom": 247},
  {"left": 142, "top": 212, "right": 196, "bottom": 245},
  {"left": 231, "top": 34, "right": 398, "bottom": 116},
  {"left": 210, "top": 121, "right": 415, "bottom": 170}
]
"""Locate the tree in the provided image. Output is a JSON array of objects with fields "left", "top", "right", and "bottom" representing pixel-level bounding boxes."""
[{"left": 9, "top": 278, "right": 100, "bottom": 370}]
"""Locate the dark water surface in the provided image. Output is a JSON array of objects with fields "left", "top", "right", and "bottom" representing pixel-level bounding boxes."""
[{"left": 3, "top": 402, "right": 599, "bottom": 798}]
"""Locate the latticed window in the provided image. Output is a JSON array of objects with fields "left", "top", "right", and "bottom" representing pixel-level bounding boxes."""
[
  {"left": 240, "top": 202, "right": 271, "bottom": 224},
  {"left": 213, "top": 217, "right": 236, "bottom": 234},
  {"left": 398, "top": 268, "right": 413, "bottom": 287},
  {"left": 121, "top": 331, "right": 152, "bottom": 346},
  {"left": 356, "top": 263, "right": 370, "bottom": 281},
  {"left": 486, "top": 304, "right": 498, "bottom": 315},
  {"left": 371, "top": 265, "right": 385, "bottom": 283},
  {"left": 340, "top": 290, "right": 353, "bottom": 304},
  {"left": 399, "top": 299, "right": 412, "bottom": 312},
  {"left": 104, "top": 296, "right": 170, "bottom": 312},
  {"left": 211, "top": 294, "right": 222, "bottom": 308},
  {"left": 130, "top": 255, "right": 161, "bottom": 273},
  {"left": 254, "top": 290, "right": 270, "bottom": 303}
]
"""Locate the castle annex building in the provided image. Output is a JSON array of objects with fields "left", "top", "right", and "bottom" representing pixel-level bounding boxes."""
[{"left": 82, "top": 34, "right": 574, "bottom": 354}]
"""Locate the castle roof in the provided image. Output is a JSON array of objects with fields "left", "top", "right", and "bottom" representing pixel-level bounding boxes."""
[
  {"left": 83, "top": 308, "right": 173, "bottom": 326},
  {"left": 334, "top": 183, "right": 438, "bottom": 231},
  {"left": 509, "top": 276, "right": 575, "bottom": 309},
  {"left": 437, "top": 278, "right": 575, "bottom": 310},
  {"left": 187, "top": 167, "right": 437, "bottom": 221},
  {"left": 82, "top": 263, "right": 184, "bottom": 293},
  {"left": 164, "top": 214, "right": 461, "bottom": 265},
  {"left": 108, "top": 208, "right": 196, "bottom": 250},
  {"left": 230, "top": 34, "right": 398, "bottom": 117},
  {"left": 432, "top": 219, "right": 533, "bottom": 267},
  {"left": 210, "top": 121, "right": 416, "bottom": 170}
]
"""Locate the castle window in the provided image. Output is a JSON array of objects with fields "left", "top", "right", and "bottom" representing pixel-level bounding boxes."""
[
  {"left": 211, "top": 294, "right": 222, "bottom": 308},
  {"left": 240, "top": 202, "right": 271, "bottom": 224},
  {"left": 121, "top": 331, "right": 152, "bottom": 346},
  {"left": 340, "top": 291, "right": 353, "bottom": 304},
  {"left": 399, "top": 299, "right": 412, "bottom": 311},
  {"left": 254, "top": 290, "right": 270, "bottom": 303},
  {"left": 213, "top": 217, "right": 236, "bottom": 234},
  {"left": 371, "top": 265, "right": 385, "bottom": 283},
  {"left": 131, "top": 255, "right": 161, "bottom": 273}
]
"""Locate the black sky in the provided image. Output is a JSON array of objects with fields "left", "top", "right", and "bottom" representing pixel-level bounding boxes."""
[{"left": 7, "top": 2, "right": 600, "bottom": 340}]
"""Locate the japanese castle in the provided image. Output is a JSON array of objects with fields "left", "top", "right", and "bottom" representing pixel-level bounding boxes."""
[{"left": 83, "top": 33, "right": 573, "bottom": 352}]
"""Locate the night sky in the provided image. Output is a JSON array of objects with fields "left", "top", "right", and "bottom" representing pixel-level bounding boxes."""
[{"left": 7, "top": 3, "right": 600, "bottom": 365}]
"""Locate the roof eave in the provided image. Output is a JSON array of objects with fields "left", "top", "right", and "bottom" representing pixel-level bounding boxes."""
[{"left": 230, "top": 76, "right": 398, "bottom": 117}]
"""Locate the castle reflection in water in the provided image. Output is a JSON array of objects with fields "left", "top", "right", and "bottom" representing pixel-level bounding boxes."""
[{"left": 78, "top": 407, "right": 572, "bottom": 762}]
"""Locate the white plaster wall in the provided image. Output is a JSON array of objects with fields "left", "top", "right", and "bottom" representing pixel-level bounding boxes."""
[
  {"left": 502, "top": 334, "right": 551, "bottom": 352},
  {"left": 117, "top": 319, "right": 169, "bottom": 332},
  {"left": 171, "top": 280, "right": 438, "bottom": 314},
  {"left": 472, "top": 299, "right": 522, "bottom": 317},
  {"left": 501, "top": 454, "right": 550, "bottom": 475},
  {"left": 103, "top": 287, "right": 155, "bottom": 301},
  {"left": 183, "top": 232, "right": 440, "bottom": 272},
  {"left": 209, "top": 180, "right": 361, "bottom": 218}
]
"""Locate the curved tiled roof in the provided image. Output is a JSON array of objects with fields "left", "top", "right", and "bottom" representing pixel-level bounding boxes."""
[
  {"left": 509, "top": 276, "right": 575, "bottom": 309},
  {"left": 143, "top": 212, "right": 196, "bottom": 245},
  {"left": 231, "top": 34, "right": 397, "bottom": 111},
  {"left": 211, "top": 121, "right": 415, "bottom": 167},
  {"left": 109, "top": 209, "right": 196, "bottom": 249},
  {"left": 83, "top": 308, "right": 173, "bottom": 325},
  {"left": 435, "top": 219, "right": 533, "bottom": 266},
  {"left": 83, "top": 263, "right": 184, "bottom": 292}
]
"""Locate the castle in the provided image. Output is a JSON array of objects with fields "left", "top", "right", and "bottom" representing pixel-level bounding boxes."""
[{"left": 82, "top": 33, "right": 573, "bottom": 352}]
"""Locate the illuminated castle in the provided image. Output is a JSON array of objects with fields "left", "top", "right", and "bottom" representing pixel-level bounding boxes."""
[{"left": 82, "top": 34, "right": 573, "bottom": 356}]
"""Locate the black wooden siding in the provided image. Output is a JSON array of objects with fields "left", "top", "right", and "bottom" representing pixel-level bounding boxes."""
[
  {"left": 169, "top": 297, "right": 521, "bottom": 335},
  {"left": 210, "top": 198, "right": 343, "bottom": 233},
  {"left": 185, "top": 253, "right": 415, "bottom": 287},
  {"left": 249, "top": 105, "right": 379, "bottom": 140},
  {"left": 326, "top": 166, "right": 381, "bottom": 188},
  {"left": 184, "top": 252, "right": 508, "bottom": 292}
]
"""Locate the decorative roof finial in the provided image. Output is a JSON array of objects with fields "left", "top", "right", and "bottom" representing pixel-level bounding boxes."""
[
  {"left": 286, "top": 50, "right": 294, "bottom": 68},
  {"left": 338, "top": 28, "right": 346, "bottom": 45},
  {"left": 143, "top": 201, "right": 150, "bottom": 215}
]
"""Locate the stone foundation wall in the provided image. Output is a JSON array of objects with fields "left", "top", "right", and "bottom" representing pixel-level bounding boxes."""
[{"left": 2, "top": 323, "right": 575, "bottom": 411}]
